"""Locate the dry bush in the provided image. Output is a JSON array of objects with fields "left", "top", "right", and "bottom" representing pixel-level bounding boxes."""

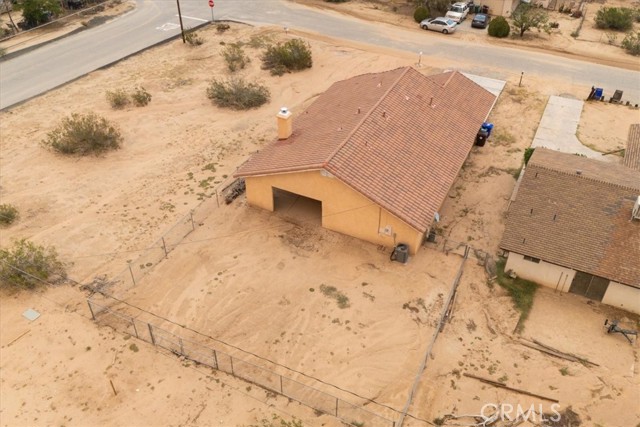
[
  {"left": 42, "top": 112, "right": 123, "bottom": 156},
  {"left": 206, "top": 77, "right": 270, "bottom": 110},
  {"left": 185, "top": 28, "right": 204, "bottom": 46},
  {"left": 0, "top": 239, "right": 67, "bottom": 290},
  {"left": 222, "top": 43, "right": 250, "bottom": 72},
  {"left": 261, "top": 39, "right": 312, "bottom": 76},
  {"left": 0, "top": 204, "right": 18, "bottom": 226},
  {"left": 131, "top": 86, "right": 152, "bottom": 106},
  {"left": 106, "top": 88, "right": 130, "bottom": 109}
]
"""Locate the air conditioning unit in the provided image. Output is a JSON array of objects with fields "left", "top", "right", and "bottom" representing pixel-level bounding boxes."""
[{"left": 633, "top": 196, "right": 640, "bottom": 220}]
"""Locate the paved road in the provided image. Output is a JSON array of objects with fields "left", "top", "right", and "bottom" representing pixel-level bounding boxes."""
[{"left": 1, "top": 0, "right": 639, "bottom": 109}]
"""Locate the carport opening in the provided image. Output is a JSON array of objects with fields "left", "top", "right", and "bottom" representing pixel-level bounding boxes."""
[{"left": 272, "top": 187, "right": 322, "bottom": 226}]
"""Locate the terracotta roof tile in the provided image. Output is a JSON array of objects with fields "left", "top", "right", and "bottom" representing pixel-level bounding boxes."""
[
  {"left": 624, "top": 124, "right": 640, "bottom": 171},
  {"left": 500, "top": 148, "right": 640, "bottom": 287},
  {"left": 236, "top": 67, "right": 496, "bottom": 232}
]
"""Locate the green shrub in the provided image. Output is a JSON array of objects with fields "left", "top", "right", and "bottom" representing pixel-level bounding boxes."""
[
  {"left": 488, "top": 16, "right": 510, "bottom": 38},
  {"left": 0, "top": 239, "right": 67, "bottom": 290},
  {"left": 524, "top": 147, "right": 535, "bottom": 165},
  {"left": 206, "top": 78, "right": 270, "bottom": 110},
  {"left": 131, "top": 86, "right": 152, "bottom": 107},
  {"left": 261, "top": 39, "right": 312, "bottom": 76},
  {"left": 20, "top": 0, "right": 61, "bottom": 27},
  {"left": 622, "top": 31, "right": 640, "bottom": 55},
  {"left": 106, "top": 88, "right": 130, "bottom": 109},
  {"left": 0, "top": 204, "right": 18, "bottom": 226},
  {"left": 414, "top": 5, "right": 429, "bottom": 23},
  {"left": 594, "top": 7, "right": 634, "bottom": 31},
  {"left": 185, "top": 29, "right": 204, "bottom": 46},
  {"left": 222, "top": 43, "right": 250, "bottom": 72},
  {"left": 43, "top": 113, "right": 123, "bottom": 156}
]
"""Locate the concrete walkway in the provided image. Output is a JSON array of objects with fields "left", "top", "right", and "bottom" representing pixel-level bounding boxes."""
[{"left": 531, "top": 96, "right": 609, "bottom": 160}]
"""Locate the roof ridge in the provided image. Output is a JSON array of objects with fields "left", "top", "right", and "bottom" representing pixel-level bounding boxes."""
[
  {"left": 529, "top": 162, "right": 640, "bottom": 192},
  {"left": 322, "top": 67, "right": 411, "bottom": 169}
]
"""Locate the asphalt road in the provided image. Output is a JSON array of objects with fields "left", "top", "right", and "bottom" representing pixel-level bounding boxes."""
[{"left": 1, "top": 0, "right": 639, "bottom": 110}]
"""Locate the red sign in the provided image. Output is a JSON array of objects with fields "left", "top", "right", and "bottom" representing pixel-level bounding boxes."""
[{"left": 208, "top": 0, "right": 214, "bottom": 7}]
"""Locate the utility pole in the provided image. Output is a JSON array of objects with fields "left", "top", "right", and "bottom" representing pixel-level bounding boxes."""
[{"left": 176, "top": 0, "right": 186, "bottom": 43}]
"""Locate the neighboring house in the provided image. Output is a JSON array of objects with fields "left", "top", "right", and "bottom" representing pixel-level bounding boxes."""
[
  {"left": 235, "top": 67, "right": 496, "bottom": 254},
  {"left": 623, "top": 124, "right": 640, "bottom": 171},
  {"left": 482, "top": 0, "right": 521, "bottom": 16},
  {"left": 500, "top": 148, "right": 640, "bottom": 314}
]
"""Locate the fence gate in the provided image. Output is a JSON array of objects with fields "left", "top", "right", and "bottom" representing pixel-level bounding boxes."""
[{"left": 568, "top": 271, "right": 609, "bottom": 301}]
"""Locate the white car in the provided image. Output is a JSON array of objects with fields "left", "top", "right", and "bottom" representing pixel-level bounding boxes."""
[
  {"left": 420, "top": 17, "right": 457, "bottom": 34},
  {"left": 445, "top": 2, "right": 469, "bottom": 23}
]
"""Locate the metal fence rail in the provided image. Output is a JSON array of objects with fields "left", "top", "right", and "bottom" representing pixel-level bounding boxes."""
[{"left": 87, "top": 299, "right": 396, "bottom": 427}]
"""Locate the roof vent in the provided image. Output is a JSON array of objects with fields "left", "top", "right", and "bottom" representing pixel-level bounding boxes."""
[{"left": 632, "top": 196, "right": 640, "bottom": 220}]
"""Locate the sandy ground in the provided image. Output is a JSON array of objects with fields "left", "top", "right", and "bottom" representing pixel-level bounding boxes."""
[{"left": 1, "top": 6, "right": 639, "bottom": 427}]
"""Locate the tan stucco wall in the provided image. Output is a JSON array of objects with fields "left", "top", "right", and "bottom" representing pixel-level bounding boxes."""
[
  {"left": 505, "top": 252, "right": 576, "bottom": 292},
  {"left": 602, "top": 281, "right": 640, "bottom": 315},
  {"left": 244, "top": 170, "right": 424, "bottom": 254},
  {"left": 482, "top": 0, "right": 520, "bottom": 16}
]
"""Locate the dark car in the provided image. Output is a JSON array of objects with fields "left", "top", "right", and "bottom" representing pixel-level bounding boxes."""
[{"left": 471, "top": 13, "right": 491, "bottom": 29}]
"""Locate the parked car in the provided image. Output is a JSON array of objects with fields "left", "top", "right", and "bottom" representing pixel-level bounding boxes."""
[
  {"left": 471, "top": 13, "right": 491, "bottom": 29},
  {"left": 420, "top": 17, "right": 457, "bottom": 34},
  {"left": 445, "top": 2, "right": 469, "bottom": 23}
]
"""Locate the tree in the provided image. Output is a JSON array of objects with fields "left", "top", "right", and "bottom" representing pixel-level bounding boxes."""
[
  {"left": 19, "top": 0, "right": 62, "bottom": 27},
  {"left": 594, "top": 7, "right": 634, "bottom": 31},
  {"left": 2, "top": 0, "right": 18, "bottom": 33},
  {"left": 511, "top": 3, "right": 550, "bottom": 38},
  {"left": 425, "top": 0, "right": 450, "bottom": 16}
]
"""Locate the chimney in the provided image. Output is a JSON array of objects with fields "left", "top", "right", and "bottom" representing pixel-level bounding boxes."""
[{"left": 277, "top": 107, "right": 292, "bottom": 140}]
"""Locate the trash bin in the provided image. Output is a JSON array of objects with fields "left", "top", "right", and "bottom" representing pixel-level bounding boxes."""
[
  {"left": 475, "top": 4, "right": 481, "bottom": 13},
  {"left": 594, "top": 88, "right": 603, "bottom": 99},
  {"left": 475, "top": 128, "right": 489, "bottom": 147},
  {"left": 481, "top": 122, "right": 494, "bottom": 137},
  {"left": 481, "top": 5, "right": 489, "bottom": 14}
]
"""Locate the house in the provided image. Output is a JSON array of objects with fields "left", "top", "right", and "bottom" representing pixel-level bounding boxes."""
[
  {"left": 235, "top": 67, "right": 496, "bottom": 254},
  {"left": 623, "top": 124, "right": 640, "bottom": 171},
  {"left": 500, "top": 148, "right": 640, "bottom": 314}
]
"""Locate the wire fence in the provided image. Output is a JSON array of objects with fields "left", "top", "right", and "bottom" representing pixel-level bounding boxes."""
[{"left": 87, "top": 298, "right": 397, "bottom": 427}]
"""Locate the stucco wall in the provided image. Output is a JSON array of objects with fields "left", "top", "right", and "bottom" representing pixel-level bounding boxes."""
[
  {"left": 505, "top": 252, "right": 576, "bottom": 292},
  {"left": 244, "top": 170, "right": 424, "bottom": 254},
  {"left": 602, "top": 281, "right": 640, "bottom": 315},
  {"left": 482, "top": 0, "right": 520, "bottom": 16}
]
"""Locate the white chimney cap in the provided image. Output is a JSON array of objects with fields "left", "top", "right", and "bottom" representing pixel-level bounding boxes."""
[{"left": 280, "top": 107, "right": 289, "bottom": 114}]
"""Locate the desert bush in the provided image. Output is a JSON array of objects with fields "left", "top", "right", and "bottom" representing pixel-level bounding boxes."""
[
  {"left": 131, "top": 86, "right": 152, "bottom": 106},
  {"left": 622, "top": 31, "right": 640, "bottom": 55},
  {"left": 524, "top": 147, "right": 535, "bottom": 165},
  {"left": 488, "top": 16, "right": 510, "bottom": 38},
  {"left": 19, "top": 0, "right": 61, "bottom": 27},
  {"left": 206, "top": 77, "right": 270, "bottom": 110},
  {"left": 106, "top": 88, "right": 130, "bottom": 109},
  {"left": 594, "top": 7, "right": 634, "bottom": 31},
  {"left": 0, "top": 204, "right": 18, "bottom": 226},
  {"left": 216, "top": 23, "right": 230, "bottom": 33},
  {"left": 43, "top": 112, "right": 123, "bottom": 155},
  {"left": 261, "top": 39, "right": 312, "bottom": 76},
  {"left": 222, "top": 43, "right": 250, "bottom": 72},
  {"left": 0, "top": 239, "right": 67, "bottom": 289},
  {"left": 414, "top": 5, "right": 429, "bottom": 23},
  {"left": 185, "top": 28, "right": 204, "bottom": 46}
]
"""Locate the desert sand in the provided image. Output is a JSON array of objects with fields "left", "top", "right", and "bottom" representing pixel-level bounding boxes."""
[{"left": 1, "top": 2, "right": 639, "bottom": 426}]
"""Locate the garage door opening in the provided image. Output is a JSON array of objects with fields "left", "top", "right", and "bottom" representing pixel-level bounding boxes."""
[{"left": 272, "top": 188, "right": 322, "bottom": 225}]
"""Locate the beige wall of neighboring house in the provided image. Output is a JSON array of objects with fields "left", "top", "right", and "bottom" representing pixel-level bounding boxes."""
[
  {"left": 602, "top": 281, "right": 640, "bottom": 315},
  {"left": 482, "top": 0, "right": 520, "bottom": 16},
  {"left": 245, "top": 170, "right": 424, "bottom": 254},
  {"left": 505, "top": 252, "right": 576, "bottom": 292}
]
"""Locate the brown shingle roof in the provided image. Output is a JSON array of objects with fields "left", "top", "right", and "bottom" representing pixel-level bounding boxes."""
[
  {"left": 623, "top": 124, "right": 640, "bottom": 171},
  {"left": 236, "top": 67, "right": 496, "bottom": 232},
  {"left": 500, "top": 148, "right": 640, "bottom": 288}
]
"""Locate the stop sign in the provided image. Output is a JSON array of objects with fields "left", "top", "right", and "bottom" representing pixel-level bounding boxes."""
[{"left": 208, "top": 0, "right": 214, "bottom": 7}]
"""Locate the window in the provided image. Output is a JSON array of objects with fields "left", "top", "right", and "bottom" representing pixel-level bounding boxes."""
[{"left": 523, "top": 255, "right": 540, "bottom": 263}]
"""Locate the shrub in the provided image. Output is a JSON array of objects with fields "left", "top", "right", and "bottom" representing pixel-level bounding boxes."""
[
  {"left": 43, "top": 113, "right": 123, "bottom": 156},
  {"left": 20, "top": 0, "right": 61, "bottom": 27},
  {"left": 106, "top": 88, "right": 130, "bottom": 109},
  {"left": 261, "top": 39, "right": 312, "bottom": 76},
  {"left": 622, "top": 31, "right": 640, "bottom": 55},
  {"left": 594, "top": 7, "right": 634, "bottom": 31},
  {"left": 184, "top": 29, "right": 204, "bottom": 46},
  {"left": 216, "top": 23, "right": 230, "bottom": 33},
  {"left": 414, "top": 5, "right": 429, "bottom": 23},
  {"left": 524, "top": 147, "right": 535, "bottom": 165},
  {"left": 222, "top": 43, "right": 250, "bottom": 72},
  {"left": 0, "top": 204, "right": 18, "bottom": 226},
  {"left": 206, "top": 78, "right": 270, "bottom": 110},
  {"left": 488, "top": 16, "right": 510, "bottom": 38},
  {"left": 0, "top": 239, "right": 67, "bottom": 290},
  {"left": 131, "top": 86, "right": 152, "bottom": 107}
]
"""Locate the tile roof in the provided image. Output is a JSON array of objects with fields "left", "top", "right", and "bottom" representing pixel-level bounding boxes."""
[
  {"left": 623, "top": 124, "right": 640, "bottom": 171},
  {"left": 236, "top": 67, "right": 496, "bottom": 232},
  {"left": 500, "top": 148, "right": 640, "bottom": 288}
]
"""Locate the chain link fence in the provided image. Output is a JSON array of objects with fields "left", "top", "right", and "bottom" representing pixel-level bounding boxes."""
[{"left": 87, "top": 298, "right": 396, "bottom": 427}]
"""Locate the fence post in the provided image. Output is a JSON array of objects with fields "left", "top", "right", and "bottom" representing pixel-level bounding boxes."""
[
  {"left": 212, "top": 349, "right": 218, "bottom": 370},
  {"left": 335, "top": 397, "right": 339, "bottom": 417},
  {"left": 148, "top": 323, "right": 156, "bottom": 345},
  {"left": 131, "top": 317, "right": 139, "bottom": 339},
  {"left": 190, "top": 211, "right": 195, "bottom": 231},
  {"left": 215, "top": 190, "right": 220, "bottom": 208},
  {"left": 87, "top": 300, "right": 96, "bottom": 321},
  {"left": 128, "top": 262, "right": 136, "bottom": 286},
  {"left": 279, "top": 375, "right": 283, "bottom": 394},
  {"left": 179, "top": 337, "right": 184, "bottom": 355},
  {"left": 162, "top": 237, "right": 169, "bottom": 258},
  {"left": 230, "top": 356, "right": 235, "bottom": 375}
]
